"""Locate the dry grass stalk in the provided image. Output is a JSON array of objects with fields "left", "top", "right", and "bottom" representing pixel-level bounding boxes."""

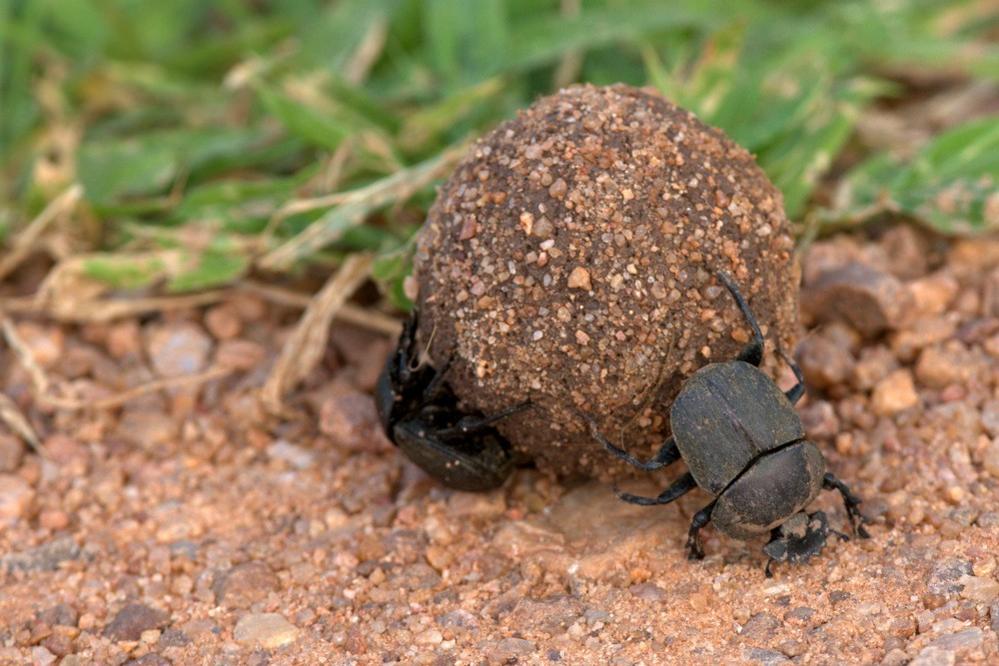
[
  {"left": 0, "top": 183, "right": 83, "bottom": 281},
  {"left": 261, "top": 253, "right": 374, "bottom": 412},
  {"left": 0, "top": 317, "right": 234, "bottom": 410},
  {"left": 2, "top": 311, "right": 233, "bottom": 411},
  {"left": 259, "top": 143, "right": 466, "bottom": 271},
  {"left": 0, "top": 394, "right": 42, "bottom": 452},
  {"left": 237, "top": 280, "right": 401, "bottom": 336},
  {"left": 344, "top": 14, "right": 389, "bottom": 85}
]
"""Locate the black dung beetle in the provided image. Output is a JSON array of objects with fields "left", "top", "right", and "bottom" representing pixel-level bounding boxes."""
[
  {"left": 375, "top": 311, "right": 529, "bottom": 491},
  {"left": 587, "top": 271, "right": 869, "bottom": 574}
]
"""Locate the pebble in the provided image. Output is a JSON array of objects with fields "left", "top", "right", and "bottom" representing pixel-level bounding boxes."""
[
  {"left": 928, "top": 559, "right": 973, "bottom": 596},
  {"left": 567, "top": 266, "right": 592, "bottom": 290},
  {"left": 0, "top": 473, "right": 34, "bottom": 522},
  {"left": 871, "top": 369, "right": 919, "bottom": 416},
  {"left": 0, "top": 433, "right": 24, "bottom": 472},
  {"left": 38, "top": 509, "right": 70, "bottom": 530},
  {"left": 957, "top": 575, "right": 999, "bottom": 604},
  {"left": 158, "top": 628, "right": 190, "bottom": 648},
  {"left": 103, "top": 604, "right": 170, "bottom": 642},
  {"left": 115, "top": 410, "right": 178, "bottom": 449},
  {"left": 267, "top": 440, "right": 315, "bottom": 470},
  {"left": 910, "top": 646, "right": 955, "bottom": 666},
  {"left": 106, "top": 320, "right": 142, "bottom": 358},
  {"left": 31, "top": 646, "right": 57, "bottom": 666},
  {"left": 447, "top": 491, "right": 506, "bottom": 519},
  {"left": 915, "top": 345, "right": 973, "bottom": 389},
  {"left": 909, "top": 272, "right": 959, "bottom": 317},
  {"left": 880, "top": 224, "right": 929, "bottom": 279},
  {"left": 41, "top": 631, "right": 73, "bottom": 658},
  {"left": 486, "top": 637, "right": 536, "bottom": 662},
  {"left": 204, "top": 304, "right": 243, "bottom": 340},
  {"left": 508, "top": 597, "right": 584, "bottom": 634},
  {"left": 629, "top": 583, "right": 667, "bottom": 602},
  {"left": 851, "top": 345, "right": 898, "bottom": 390},
  {"left": 123, "top": 655, "right": 171, "bottom": 666},
  {"left": 928, "top": 627, "right": 984, "bottom": 654},
  {"left": 213, "top": 561, "right": 280, "bottom": 608},
  {"left": 740, "top": 613, "right": 780, "bottom": 641},
  {"left": 16, "top": 322, "right": 64, "bottom": 368},
  {"left": 744, "top": 648, "right": 790, "bottom": 665},
  {"left": 180, "top": 619, "right": 219, "bottom": 642},
  {"left": 881, "top": 648, "right": 909, "bottom": 666},
  {"left": 146, "top": 322, "right": 213, "bottom": 377},
  {"left": 981, "top": 401, "right": 999, "bottom": 437},
  {"left": 796, "top": 336, "right": 854, "bottom": 389},
  {"left": 802, "top": 261, "right": 913, "bottom": 336},
  {"left": 1, "top": 536, "right": 80, "bottom": 573},
  {"left": 784, "top": 606, "right": 815, "bottom": 625},
  {"left": 799, "top": 400, "right": 839, "bottom": 440},
  {"left": 888, "top": 615, "right": 916, "bottom": 638},
  {"left": 437, "top": 609, "right": 478, "bottom": 632},
  {"left": 38, "top": 603, "right": 78, "bottom": 628},
  {"left": 319, "top": 390, "right": 386, "bottom": 451},
  {"left": 982, "top": 438, "right": 999, "bottom": 479},
  {"left": 215, "top": 339, "right": 266, "bottom": 371},
  {"left": 233, "top": 613, "right": 298, "bottom": 649}
]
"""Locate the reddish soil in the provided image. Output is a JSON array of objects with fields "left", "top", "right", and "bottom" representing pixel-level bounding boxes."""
[{"left": 2, "top": 226, "right": 999, "bottom": 665}]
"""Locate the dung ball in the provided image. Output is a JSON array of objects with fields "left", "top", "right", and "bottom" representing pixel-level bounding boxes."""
[{"left": 413, "top": 84, "right": 800, "bottom": 480}]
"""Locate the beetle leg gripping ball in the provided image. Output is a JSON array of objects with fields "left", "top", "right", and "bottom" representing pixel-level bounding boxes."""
[{"left": 413, "top": 84, "right": 800, "bottom": 480}]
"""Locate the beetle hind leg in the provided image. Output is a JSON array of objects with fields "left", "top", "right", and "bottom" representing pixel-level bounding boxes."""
[
  {"left": 686, "top": 502, "right": 716, "bottom": 560},
  {"left": 716, "top": 271, "right": 765, "bottom": 367},
  {"left": 823, "top": 473, "right": 870, "bottom": 538}
]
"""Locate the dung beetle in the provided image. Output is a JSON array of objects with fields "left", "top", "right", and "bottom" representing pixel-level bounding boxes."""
[
  {"left": 375, "top": 310, "right": 528, "bottom": 491},
  {"left": 587, "top": 271, "right": 869, "bottom": 574}
]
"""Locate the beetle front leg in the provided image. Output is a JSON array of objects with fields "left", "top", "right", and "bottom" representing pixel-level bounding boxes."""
[
  {"left": 419, "top": 355, "right": 454, "bottom": 404},
  {"left": 433, "top": 401, "right": 531, "bottom": 440},
  {"left": 716, "top": 271, "right": 764, "bottom": 367},
  {"left": 823, "top": 473, "right": 870, "bottom": 538},
  {"left": 686, "top": 501, "right": 715, "bottom": 560}
]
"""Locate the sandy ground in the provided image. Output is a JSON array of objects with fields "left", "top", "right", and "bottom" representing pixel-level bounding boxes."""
[{"left": 2, "top": 225, "right": 999, "bottom": 665}]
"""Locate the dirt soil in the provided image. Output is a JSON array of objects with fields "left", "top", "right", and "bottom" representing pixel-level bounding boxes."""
[{"left": 2, "top": 225, "right": 999, "bottom": 665}]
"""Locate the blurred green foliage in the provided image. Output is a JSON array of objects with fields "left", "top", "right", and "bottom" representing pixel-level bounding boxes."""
[{"left": 1, "top": 0, "right": 997, "bottom": 304}]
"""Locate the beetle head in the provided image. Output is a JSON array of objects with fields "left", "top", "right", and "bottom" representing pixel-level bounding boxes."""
[{"left": 763, "top": 510, "right": 831, "bottom": 565}]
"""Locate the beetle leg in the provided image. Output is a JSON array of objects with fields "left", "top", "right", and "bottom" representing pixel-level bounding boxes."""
[
  {"left": 433, "top": 401, "right": 531, "bottom": 440},
  {"left": 716, "top": 271, "right": 765, "bottom": 367},
  {"left": 589, "top": 420, "right": 680, "bottom": 471},
  {"left": 686, "top": 501, "right": 716, "bottom": 560},
  {"left": 777, "top": 349, "right": 806, "bottom": 404},
  {"left": 823, "top": 473, "right": 870, "bottom": 538},
  {"left": 419, "top": 355, "right": 454, "bottom": 404},
  {"left": 616, "top": 472, "right": 696, "bottom": 506}
]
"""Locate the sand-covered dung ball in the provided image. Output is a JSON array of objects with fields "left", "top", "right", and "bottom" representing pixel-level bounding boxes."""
[{"left": 413, "top": 84, "right": 799, "bottom": 480}]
